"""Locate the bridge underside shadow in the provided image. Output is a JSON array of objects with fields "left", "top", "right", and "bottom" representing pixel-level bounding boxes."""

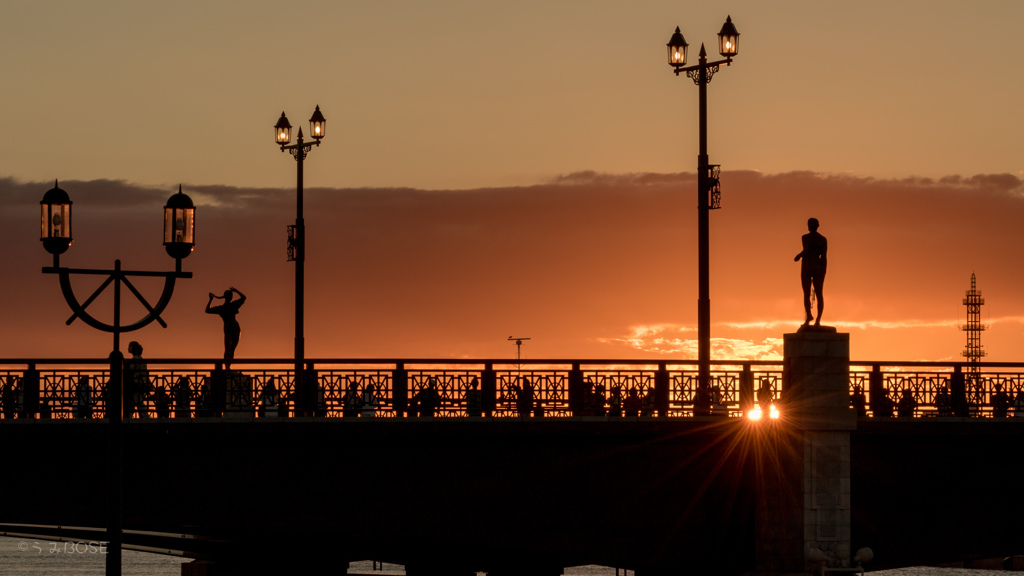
[
  {"left": 851, "top": 420, "right": 1024, "bottom": 569},
  {"left": 4, "top": 418, "right": 763, "bottom": 575},
  {"left": 8, "top": 417, "right": 1022, "bottom": 574}
]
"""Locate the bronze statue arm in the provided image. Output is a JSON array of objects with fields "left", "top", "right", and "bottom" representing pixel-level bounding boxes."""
[{"left": 230, "top": 286, "right": 247, "bottom": 305}]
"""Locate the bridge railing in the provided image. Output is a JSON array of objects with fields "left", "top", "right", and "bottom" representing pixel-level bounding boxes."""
[
  {"left": 1, "top": 359, "right": 1022, "bottom": 420},
  {"left": 851, "top": 362, "right": 1024, "bottom": 418}
]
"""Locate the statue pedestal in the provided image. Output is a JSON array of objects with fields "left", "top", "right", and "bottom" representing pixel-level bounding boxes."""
[
  {"left": 785, "top": 330, "right": 855, "bottom": 431},
  {"left": 757, "top": 331, "right": 856, "bottom": 573}
]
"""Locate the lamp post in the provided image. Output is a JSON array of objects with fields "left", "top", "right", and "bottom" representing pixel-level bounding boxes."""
[
  {"left": 40, "top": 181, "right": 195, "bottom": 576},
  {"left": 667, "top": 16, "right": 740, "bottom": 404},
  {"left": 275, "top": 106, "right": 326, "bottom": 416}
]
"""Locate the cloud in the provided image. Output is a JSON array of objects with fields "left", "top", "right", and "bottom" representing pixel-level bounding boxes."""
[
  {"left": 597, "top": 324, "right": 784, "bottom": 361},
  {"left": 3, "top": 171, "right": 1024, "bottom": 362}
]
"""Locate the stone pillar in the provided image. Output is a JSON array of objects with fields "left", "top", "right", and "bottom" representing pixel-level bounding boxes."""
[
  {"left": 756, "top": 330, "right": 855, "bottom": 573},
  {"left": 786, "top": 330, "right": 856, "bottom": 572}
]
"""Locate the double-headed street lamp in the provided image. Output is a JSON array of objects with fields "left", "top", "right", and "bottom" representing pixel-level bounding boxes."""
[
  {"left": 40, "top": 181, "right": 195, "bottom": 576},
  {"left": 666, "top": 16, "right": 740, "bottom": 404},
  {"left": 274, "top": 105, "right": 326, "bottom": 416}
]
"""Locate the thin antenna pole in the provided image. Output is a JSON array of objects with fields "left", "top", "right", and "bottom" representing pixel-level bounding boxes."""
[{"left": 508, "top": 337, "right": 531, "bottom": 372}]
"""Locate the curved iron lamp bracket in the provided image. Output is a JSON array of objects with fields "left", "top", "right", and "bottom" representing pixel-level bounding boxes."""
[{"left": 43, "top": 260, "right": 192, "bottom": 335}]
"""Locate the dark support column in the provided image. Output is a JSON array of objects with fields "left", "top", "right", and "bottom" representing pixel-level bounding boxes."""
[
  {"left": 392, "top": 363, "right": 408, "bottom": 417},
  {"left": 22, "top": 365, "right": 39, "bottom": 419},
  {"left": 739, "top": 363, "right": 754, "bottom": 415},
  {"left": 307, "top": 364, "right": 321, "bottom": 417},
  {"left": 696, "top": 49, "right": 712, "bottom": 401},
  {"left": 211, "top": 369, "right": 227, "bottom": 417},
  {"left": 568, "top": 363, "right": 583, "bottom": 416},
  {"left": 655, "top": 363, "right": 669, "bottom": 417},
  {"left": 951, "top": 365, "right": 968, "bottom": 417},
  {"left": 482, "top": 364, "right": 497, "bottom": 417},
  {"left": 106, "top": 351, "right": 123, "bottom": 576},
  {"left": 868, "top": 364, "right": 883, "bottom": 416}
]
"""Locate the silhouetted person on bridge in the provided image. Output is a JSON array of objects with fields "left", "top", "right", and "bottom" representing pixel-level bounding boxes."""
[
  {"left": 174, "top": 376, "right": 191, "bottom": 419},
  {"left": 1013, "top": 391, "right": 1024, "bottom": 418},
  {"left": 592, "top": 383, "right": 607, "bottom": 417},
  {"left": 206, "top": 287, "right": 246, "bottom": 370},
  {"left": 76, "top": 376, "right": 93, "bottom": 419},
  {"left": 641, "top": 388, "right": 655, "bottom": 417},
  {"left": 992, "top": 383, "right": 1011, "bottom": 418},
  {"left": 154, "top": 386, "right": 170, "bottom": 418},
  {"left": 516, "top": 378, "right": 534, "bottom": 417},
  {"left": 897, "top": 389, "right": 917, "bottom": 418},
  {"left": 757, "top": 378, "right": 773, "bottom": 409},
  {"left": 361, "top": 384, "right": 378, "bottom": 418},
  {"left": 874, "top": 388, "right": 894, "bottom": 418},
  {"left": 693, "top": 385, "right": 712, "bottom": 416},
  {"left": 582, "top": 379, "right": 597, "bottom": 416},
  {"left": 850, "top": 384, "right": 867, "bottom": 417},
  {"left": 1, "top": 377, "right": 15, "bottom": 419},
  {"left": 343, "top": 383, "right": 361, "bottom": 417},
  {"left": 624, "top": 387, "right": 641, "bottom": 417},
  {"left": 711, "top": 385, "right": 728, "bottom": 417},
  {"left": 124, "top": 341, "right": 152, "bottom": 419},
  {"left": 260, "top": 378, "right": 280, "bottom": 418},
  {"left": 934, "top": 384, "right": 952, "bottom": 416},
  {"left": 465, "top": 377, "right": 482, "bottom": 417},
  {"left": 795, "top": 218, "right": 827, "bottom": 327},
  {"left": 608, "top": 385, "right": 622, "bottom": 418},
  {"left": 416, "top": 377, "right": 440, "bottom": 417}
]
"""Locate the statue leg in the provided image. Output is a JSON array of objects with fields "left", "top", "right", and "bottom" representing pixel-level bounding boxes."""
[
  {"left": 812, "top": 276, "right": 824, "bottom": 326},
  {"left": 801, "top": 272, "right": 813, "bottom": 324}
]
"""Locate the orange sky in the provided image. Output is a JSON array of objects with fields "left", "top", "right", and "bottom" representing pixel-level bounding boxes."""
[
  {"left": 2, "top": 2, "right": 1022, "bottom": 190},
  {"left": 3, "top": 172, "right": 1023, "bottom": 362},
  {"left": 2, "top": 1, "right": 1023, "bottom": 362}
]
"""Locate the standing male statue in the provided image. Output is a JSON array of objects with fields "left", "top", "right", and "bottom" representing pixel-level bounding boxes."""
[{"left": 794, "top": 218, "right": 827, "bottom": 327}]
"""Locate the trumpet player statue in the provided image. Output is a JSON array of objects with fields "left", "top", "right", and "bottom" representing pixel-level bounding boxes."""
[{"left": 206, "top": 287, "right": 247, "bottom": 369}]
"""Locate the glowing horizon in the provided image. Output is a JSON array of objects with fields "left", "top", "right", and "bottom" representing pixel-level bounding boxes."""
[{"left": 2, "top": 170, "right": 1021, "bottom": 363}]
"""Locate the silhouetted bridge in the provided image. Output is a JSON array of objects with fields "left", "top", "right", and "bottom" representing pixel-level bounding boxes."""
[{"left": 3, "top": 334, "right": 1024, "bottom": 575}]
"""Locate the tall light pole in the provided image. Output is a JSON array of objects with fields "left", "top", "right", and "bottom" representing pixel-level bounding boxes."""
[
  {"left": 666, "top": 16, "right": 740, "bottom": 403},
  {"left": 275, "top": 106, "right": 326, "bottom": 416},
  {"left": 40, "top": 181, "right": 195, "bottom": 576}
]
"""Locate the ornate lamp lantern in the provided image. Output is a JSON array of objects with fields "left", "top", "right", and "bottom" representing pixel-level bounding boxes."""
[
  {"left": 275, "top": 112, "right": 292, "bottom": 145},
  {"left": 40, "top": 180, "right": 72, "bottom": 255},
  {"left": 309, "top": 105, "right": 326, "bottom": 141},
  {"left": 667, "top": 26, "right": 688, "bottom": 67},
  {"left": 163, "top": 185, "right": 196, "bottom": 260},
  {"left": 718, "top": 15, "right": 739, "bottom": 57}
]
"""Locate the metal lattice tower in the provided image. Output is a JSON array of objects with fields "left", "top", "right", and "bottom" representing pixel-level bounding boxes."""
[{"left": 961, "top": 273, "right": 986, "bottom": 395}]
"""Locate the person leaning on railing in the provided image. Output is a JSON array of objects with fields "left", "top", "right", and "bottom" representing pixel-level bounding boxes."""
[
  {"left": 896, "top": 390, "right": 917, "bottom": 418},
  {"left": 874, "top": 389, "right": 894, "bottom": 418},
  {"left": 465, "top": 377, "right": 482, "bottom": 417},
  {"left": 935, "top": 385, "right": 953, "bottom": 417},
  {"left": 1013, "top": 391, "right": 1024, "bottom": 418},
  {"left": 0, "top": 377, "right": 14, "bottom": 419}
]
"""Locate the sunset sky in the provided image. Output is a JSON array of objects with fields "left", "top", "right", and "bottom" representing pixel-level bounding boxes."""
[{"left": 2, "top": 1, "right": 1023, "bottom": 363}]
